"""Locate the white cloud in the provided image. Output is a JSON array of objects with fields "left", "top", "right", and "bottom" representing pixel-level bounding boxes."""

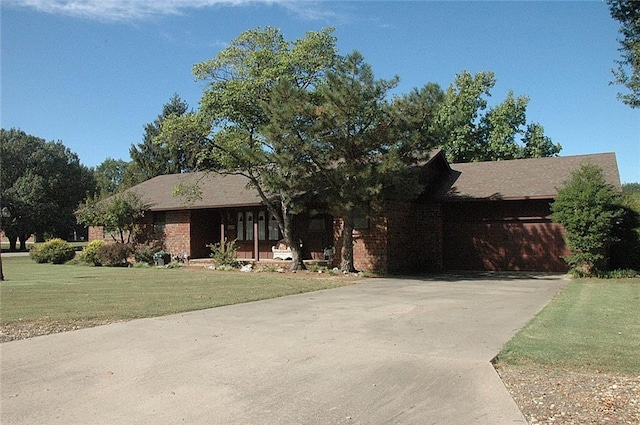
[{"left": 4, "top": 0, "right": 334, "bottom": 22}]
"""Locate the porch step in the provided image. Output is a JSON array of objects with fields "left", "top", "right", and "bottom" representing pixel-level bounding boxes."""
[{"left": 188, "top": 258, "right": 332, "bottom": 269}]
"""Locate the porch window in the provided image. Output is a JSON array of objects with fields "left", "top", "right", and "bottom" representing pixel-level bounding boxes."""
[
  {"left": 237, "top": 212, "right": 245, "bottom": 240},
  {"left": 258, "top": 211, "right": 266, "bottom": 240},
  {"left": 236, "top": 211, "right": 261, "bottom": 241},
  {"left": 268, "top": 215, "right": 280, "bottom": 240},
  {"left": 246, "top": 211, "right": 254, "bottom": 240}
]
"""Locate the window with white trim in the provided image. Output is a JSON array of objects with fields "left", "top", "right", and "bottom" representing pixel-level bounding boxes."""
[
  {"left": 237, "top": 212, "right": 245, "bottom": 240},
  {"left": 258, "top": 211, "right": 266, "bottom": 240},
  {"left": 269, "top": 214, "right": 280, "bottom": 240},
  {"left": 246, "top": 211, "right": 254, "bottom": 240}
]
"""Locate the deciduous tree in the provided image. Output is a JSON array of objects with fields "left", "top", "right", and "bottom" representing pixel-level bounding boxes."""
[
  {"left": 607, "top": 0, "right": 640, "bottom": 108},
  {"left": 433, "top": 70, "right": 560, "bottom": 162},
  {"left": 94, "top": 157, "right": 132, "bottom": 198},
  {"left": 75, "top": 191, "right": 147, "bottom": 244},
  {"left": 0, "top": 128, "right": 96, "bottom": 250}
]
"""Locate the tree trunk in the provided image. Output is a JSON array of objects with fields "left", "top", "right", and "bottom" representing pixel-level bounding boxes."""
[
  {"left": 8, "top": 235, "right": 17, "bottom": 252},
  {"left": 341, "top": 212, "right": 358, "bottom": 273},
  {"left": 18, "top": 234, "right": 28, "bottom": 251},
  {"left": 282, "top": 204, "right": 305, "bottom": 272}
]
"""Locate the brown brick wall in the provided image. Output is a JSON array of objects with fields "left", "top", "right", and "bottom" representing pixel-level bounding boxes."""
[
  {"left": 88, "top": 214, "right": 154, "bottom": 245},
  {"left": 354, "top": 216, "right": 389, "bottom": 274},
  {"left": 331, "top": 200, "right": 445, "bottom": 275},
  {"left": 87, "top": 226, "right": 104, "bottom": 242},
  {"left": 165, "top": 210, "right": 191, "bottom": 257},
  {"left": 383, "top": 201, "right": 442, "bottom": 274},
  {"left": 333, "top": 216, "right": 389, "bottom": 274}
]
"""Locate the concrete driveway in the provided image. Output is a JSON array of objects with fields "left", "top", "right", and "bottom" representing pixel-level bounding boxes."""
[{"left": 1, "top": 274, "right": 566, "bottom": 424}]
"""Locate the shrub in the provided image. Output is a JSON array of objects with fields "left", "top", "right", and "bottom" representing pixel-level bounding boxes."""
[
  {"left": 79, "top": 240, "right": 106, "bottom": 266},
  {"left": 97, "top": 243, "right": 132, "bottom": 267},
  {"left": 551, "top": 164, "right": 625, "bottom": 276},
  {"left": 210, "top": 239, "right": 239, "bottom": 268},
  {"left": 166, "top": 261, "right": 183, "bottom": 269},
  {"left": 29, "top": 238, "right": 77, "bottom": 264},
  {"left": 134, "top": 242, "right": 164, "bottom": 265}
]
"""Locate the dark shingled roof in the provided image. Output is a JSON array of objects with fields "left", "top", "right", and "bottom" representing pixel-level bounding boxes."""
[
  {"left": 125, "top": 152, "right": 620, "bottom": 210},
  {"left": 436, "top": 152, "right": 621, "bottom": 200},
  {"left": 128, "top": 172, "right": 262, "bottom": 211}
]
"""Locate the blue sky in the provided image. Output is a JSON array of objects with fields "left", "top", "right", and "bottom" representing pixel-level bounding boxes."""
[{"left": 2, "top": 0, "right": 638, "bottom": 183}]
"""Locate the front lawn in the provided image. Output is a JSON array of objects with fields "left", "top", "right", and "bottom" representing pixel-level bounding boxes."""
[
  {"left": 0, "top": 256, "right": 353, "bottom": 336},
  {"left": 496, "top": 278, "right": 640, "bottom": 375}
]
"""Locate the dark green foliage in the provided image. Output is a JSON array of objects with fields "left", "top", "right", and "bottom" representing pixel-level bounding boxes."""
[
  {"left": 623, "top": 182, "right": 640, "bottom": 194},
  {"left": 1, "top": 128, "right": 97, "bottom": 250},
  {"left": 79, "top": 240, "right": 106, "bottom": 266},
  {"left": 551, "top": 164, "right": 625, "bottom": 275},
  {"left": 607, "top": 0, "right": 640, "bottom": 108},
  {"left": 594, "top": 269, "right": 638, "bottom": 279},
  {"left": 389, "top": 83, "right": 444, "bottom": 155},
  {"left": 312, "top": 52, "right": 401, "bottom": 271},
  {"left": 97, "top": 243, "right": 132, "bottom": 267},
  {"left": 29, "top": 238, "right": 77, "bottom": 264},
  {"left": 134, "top": 242, "right": 164, "bottom": 265},
  {"left": 130, "top": 94, "right": 209, "bottom": 182}
]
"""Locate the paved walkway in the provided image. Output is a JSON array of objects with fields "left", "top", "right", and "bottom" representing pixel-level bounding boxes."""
[{"left": 1, "top": 274, "right": 567, "bottom": 424}]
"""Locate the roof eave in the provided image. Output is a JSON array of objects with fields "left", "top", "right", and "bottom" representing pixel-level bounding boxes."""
[{"left": 443, "top": 194, "right": 557, "bottom": 202}]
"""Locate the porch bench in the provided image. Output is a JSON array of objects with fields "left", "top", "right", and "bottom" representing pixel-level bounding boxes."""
[{"left": 272, "top": 243, "right": 293, "bottom": 260}]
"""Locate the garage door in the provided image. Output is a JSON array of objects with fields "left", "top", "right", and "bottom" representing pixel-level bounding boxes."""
[{"left": 442, "top": 200, "right": 569, "bottom": 272}]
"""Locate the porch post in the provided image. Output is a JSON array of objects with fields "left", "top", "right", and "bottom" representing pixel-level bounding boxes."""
[{"left": 253, "top": 209, "right": 260, "bottom": 261}]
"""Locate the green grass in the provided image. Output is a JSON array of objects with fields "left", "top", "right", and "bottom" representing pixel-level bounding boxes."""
[
  {"left": 497, "top": 278, "right": 640, "bottom": 375},
  {"left": 0, "top": 256, "right": 353, "bottom": 325}
]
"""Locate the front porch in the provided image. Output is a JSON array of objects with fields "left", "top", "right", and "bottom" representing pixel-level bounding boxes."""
[{"left": 172, "top": 207, "right": 335, "bottom": 263}]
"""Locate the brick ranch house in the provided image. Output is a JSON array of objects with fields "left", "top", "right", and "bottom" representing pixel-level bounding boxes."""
[{"left": 88, "top": 151, "right": 620, "bottom": 274}]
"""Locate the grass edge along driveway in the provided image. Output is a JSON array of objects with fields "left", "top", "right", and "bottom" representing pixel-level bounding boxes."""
[
  {"left": 495, "top": 278, "right": 640, "bottom": 376},
  {"left": 0, "top": 256, "right": 355, "bottom": 336}
]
